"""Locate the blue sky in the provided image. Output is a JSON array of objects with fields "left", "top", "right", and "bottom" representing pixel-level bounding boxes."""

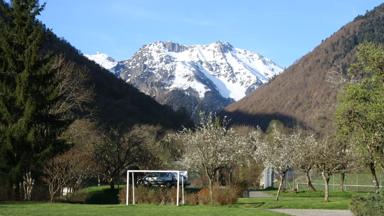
[{"left": 39, "top": 0, "right": 383, "bottom": 67}]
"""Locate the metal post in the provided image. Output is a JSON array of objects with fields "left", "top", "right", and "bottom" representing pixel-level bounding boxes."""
[
  {"left": 181, "top": 175, "right": 184, "bottom": 205},
  {"left": 126, "top": 171, "right": 129, "bottom": 205},
  {"left": 176, "top": 171, "right": 180, "bottom": 206},
  {"left": 133, "top": 172, "right": 136, "bottom": 205}
]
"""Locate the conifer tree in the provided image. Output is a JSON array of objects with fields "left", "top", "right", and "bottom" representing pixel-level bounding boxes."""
[{"left": 0, "top": 0, "right": 67, "bottom": 200}]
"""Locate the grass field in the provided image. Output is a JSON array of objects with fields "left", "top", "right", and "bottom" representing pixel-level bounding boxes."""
[
  {"left": 237, "top": 191, "right": 359, "bottom": 210},
  {"left": 0, "top": 203, "right": 287, "bottom": 216},
  {"left": 0, "top": 187, "right": 363, "bottom": 216},
  {"left": 294, "top": 171, "right": 384, "bottom": 192}
]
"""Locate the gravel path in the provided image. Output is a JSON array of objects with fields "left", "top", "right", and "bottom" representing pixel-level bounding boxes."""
[
  {"left": 270, "top": 209, "right": 353, "bottom": 216},
  {"left": 248, "top": 191, "right": 273, "bottom": 198}
]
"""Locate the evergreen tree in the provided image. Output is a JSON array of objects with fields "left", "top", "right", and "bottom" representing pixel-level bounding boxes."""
[{"left": 0, "top": 0, "right": 67, "bottom": 200}]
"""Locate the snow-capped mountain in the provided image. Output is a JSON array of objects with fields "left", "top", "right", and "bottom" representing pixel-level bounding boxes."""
[
  {"left": 85, "top": 52, "right": 118, "bottom": 72},
  {"left": 87, "top": 41, "right": 283, "bottom": 117}
]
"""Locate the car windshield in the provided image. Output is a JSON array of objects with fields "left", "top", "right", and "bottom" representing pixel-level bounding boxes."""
[{"left": 146, "top": 173, "right": 158, "bottom": 177}]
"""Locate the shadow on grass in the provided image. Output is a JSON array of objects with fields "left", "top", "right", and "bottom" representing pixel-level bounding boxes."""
[
  {"left": 85, "top": 188, "right": 119, "bottom": 204},
  {"left": 233, "top": 201, "right": 267, "bottom": 208},
  {"left": 64, "top": 188, "right": 120, "bottom": 204}
]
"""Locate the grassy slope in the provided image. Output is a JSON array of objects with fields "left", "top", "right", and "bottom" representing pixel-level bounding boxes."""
[{"left": 0, "top": 203, "right": 287, "bottom": 216}]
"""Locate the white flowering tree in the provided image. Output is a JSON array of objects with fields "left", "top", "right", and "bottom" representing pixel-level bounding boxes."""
[
  {"left": 291, "top": 132, "right": 318, "bottom": 191},
  {"left": 313, "top": 137, "right": 345, "bottom": 202},
  {"left": 176, "top": 114, "right": 249, "bottom": 203},
  {"left": 256, "top": 121, "right": 298, "bottom": 201}
]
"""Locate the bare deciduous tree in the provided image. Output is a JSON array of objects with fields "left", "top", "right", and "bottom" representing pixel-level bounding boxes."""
[
  {"left": 43, "top": 148, "right": 95, "bottom": 202},
  {"left": 292, "top": 132, "right": 318, "bottom": 191},
  {"left": 93, "top": 127, "right": 154, "bottom": 189},
  {"left": 313, "top": 137, "right": 346, "bottom": 202},
  {"left": 51, "top": 56, "right": 94, "bottom": 117},
  {"left": 43, "top": 153, "right": 71, "bottom": 202}
]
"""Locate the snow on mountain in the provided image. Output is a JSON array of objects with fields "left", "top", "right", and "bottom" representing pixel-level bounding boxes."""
[
  {"left": 85, "top": 52, "right": 118, "bottom": 71},
  {"left": 88, "top": 41, "right": 283, "bottom": 116},
  {"left": 118, "top": 41, "right": 282, "bottom": 100}
]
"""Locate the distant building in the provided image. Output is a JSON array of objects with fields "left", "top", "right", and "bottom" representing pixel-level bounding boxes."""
[{"left": 260, "top": 167, "right": 274, "bottom": 189}]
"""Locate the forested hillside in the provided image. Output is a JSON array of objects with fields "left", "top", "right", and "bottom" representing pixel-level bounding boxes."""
[{"left": 225, "top": 4, "right": 384, "bottom": 134}]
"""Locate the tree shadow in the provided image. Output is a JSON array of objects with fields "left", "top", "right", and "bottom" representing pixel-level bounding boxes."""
[
  {"left": 234, "top": 201, "right": 266, "bottom": 208},
  {"left": 221, "top": 111, "right": 312, "bottom": 132}
]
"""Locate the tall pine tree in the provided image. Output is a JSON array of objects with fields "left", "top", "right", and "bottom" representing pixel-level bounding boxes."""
[{"left": 0, "top": 0, "right": 67, "bottom": 200}]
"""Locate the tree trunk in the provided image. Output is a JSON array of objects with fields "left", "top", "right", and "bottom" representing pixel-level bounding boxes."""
[
  {"left": 216, "top": 170, "right": 219, "bottom": 184},
  {"left": 321, "top": 172, "right": 330, "bottom": 202},
  {"left": 14, "top": 183, "right": 21, "bottom": 201},
  {"left": 368, "top": 161, "right": 380, "bottom": 193},
  {"left": 228, "top": 169, "right": 232, "bottom": 186},
  {"left": 23, "top": 172, "right": 34, "bottom": 201},
  {"left": 276, "top": 172, "right": 286, "bottom": 201},
  {"left": 340, "top": 172, "right": 345, "bottom": 192},
  {"left": 208, "top": 177, "right": 213, "bottom": 204},
  {"left": 7, "top": 180, "right": 14, "bottom": 200},
  {"left": 110, "top": 178, "right": 115, "bottom": 189},
  {"left": 305, "top": 170, "right": 316, "bottom": 192},
  {"left": 49, "top": 191, "right": 55, "bottom": 203}
]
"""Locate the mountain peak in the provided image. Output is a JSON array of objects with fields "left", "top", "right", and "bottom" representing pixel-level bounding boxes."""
[
  {"left": 85, "top": 52, "right": 118, "bottom": 71},
  {"left": 211, "top": 41, "right": 234, "bottom": 52},
  {"left": 113, "top": 41, "right": 283, "bottom": 116},
  {"left": 143, "top": 41, "right": 187, "bottom": 53}
]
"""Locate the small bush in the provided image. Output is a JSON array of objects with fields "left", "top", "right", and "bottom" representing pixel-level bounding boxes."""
[
  {"left": 62, "top": 190, "right": 88, "bottom": 203},
  {"left": 119, "top": 185, "right": 240, "bottom": 205},
  {"left": 196, "top": 185, "right": 240, "bottom": 205},
  {"left": 85, "top": 188, "right": 119, "bottom": 204},
  {"left": 213, "top": 186, "right": 239, "bottom": 205},
  {"left": 185, "top": 193, "right": 199, "bottom": 205},
  {"left": 350, "top": 193, "right": 384, "bottom": 216},
  {"left": 119, "top": 186, "right": 177, "bottom": 205},
  {"left": 197, "top": 188, "right": 211, "bottom": 205}
]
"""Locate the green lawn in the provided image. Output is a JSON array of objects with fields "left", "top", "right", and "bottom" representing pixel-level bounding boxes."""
[
  {"left": 0, "top": 203, "right": 287, "bottom": 216},
  {"left": 0, "top": 188, "right": 363, "bottom": 216},
  {"left": 295, "top": 171, "right": 384, "bottom": 192},
  {"left": 236, "top": 190, "right": 362, "bottom": 210},
  {"left": 238, "top": 197, "right": 349, "bottom": 209}
]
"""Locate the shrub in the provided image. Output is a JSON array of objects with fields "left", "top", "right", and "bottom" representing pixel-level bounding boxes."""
[
  {"left": 196, "top": 185, "right": 240, "bottom": 205},
  {"left": 62, "top": 190, "right": 88, "bottom": 203},
  {"left": 185, "top": 193, "right": 199, "bottom": 205},
  {"left": 350, "top": 193, "right": 384, "bottom": 216},
  {"left": 119, "top": 185, "right": 240, "bottom": 205},
  {"left": 213, "top": 186, "right": 239, "bottom": 205},
  {"left": 197, "top": 188, "right": 210, "bottom": 205},
  {"left": 85, "top": 188, "right": 119, "bottom": 204},
  {"left": 119, "top": 186, "right": 177, "bottom": 205}
]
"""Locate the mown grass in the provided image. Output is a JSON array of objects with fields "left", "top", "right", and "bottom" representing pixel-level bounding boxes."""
[
  {"left": 0, "top": 203, "right": 287, "bottom": 216},
  {"left": 0, "top": 187, "right": 364, "bottom": 216},
  {"left": 298, "top": 171, "right": 384, "bottom": 192},
  {"left": 237, "top": 197, "right": 350, "bottom": 209},
  {"left": 235, "top": 190, "right": 365, "bottom": 210}
]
